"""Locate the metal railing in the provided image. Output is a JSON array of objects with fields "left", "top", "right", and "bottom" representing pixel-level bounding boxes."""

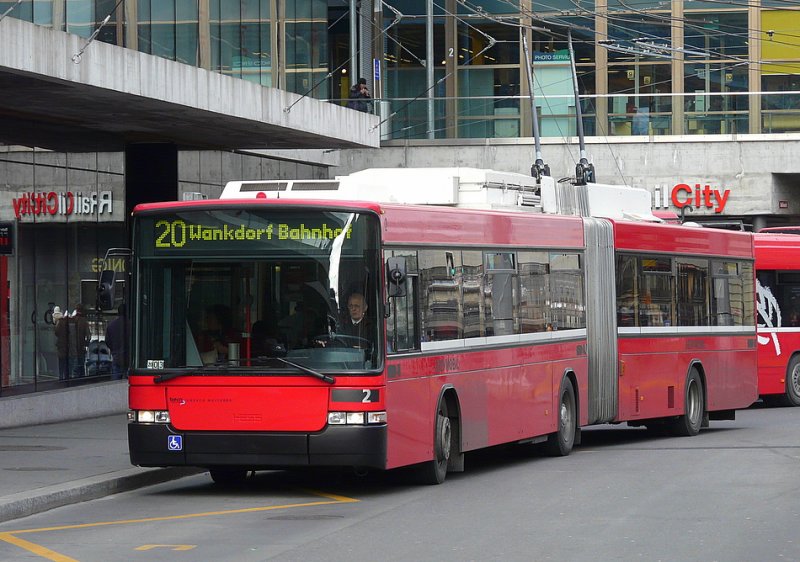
[{"left": 329, "top": 92, "right": 800, "bottom": 141}]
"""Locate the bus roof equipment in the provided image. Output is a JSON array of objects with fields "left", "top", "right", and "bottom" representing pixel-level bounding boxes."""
[{"left": 222, "top": 167, "right": 660, "bottom": 222}]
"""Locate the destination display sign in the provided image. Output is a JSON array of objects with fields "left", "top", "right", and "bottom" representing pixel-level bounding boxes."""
[{"left": 137, "top": 210, "right": 370, "bottom": 256}]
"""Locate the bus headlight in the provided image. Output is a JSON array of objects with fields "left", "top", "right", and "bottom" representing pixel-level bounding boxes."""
[
  {"left": 129, "top": 410, "right": 171, "bottom": 424},
  {"left": 346, "top": 412, "right": 365, "bottom": 425},
  {"left": 328, "top": 411, "right": 386, "bottom": 425},
  {"left": 366, "top": 411, "right": 387, "bottom": 424}
]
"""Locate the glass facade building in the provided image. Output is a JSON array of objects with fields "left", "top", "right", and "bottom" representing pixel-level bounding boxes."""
[
  {"left": 0, "top": 147, "right": 327, "bottom": 396},
  {"left": 2, "top": 0, "right": 799, "bottom": 141}
]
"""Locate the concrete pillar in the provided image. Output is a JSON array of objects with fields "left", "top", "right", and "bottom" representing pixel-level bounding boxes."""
[
  {"left": 199, "top": 0, "right": 210, "bottom": 70},
  {"left": 52, "top": 0, "right": 64, "bottom": 31},
  {"left": 749, "top": 5, "right": 761, "bottom": 134},
  {"left": 595, "top": 0, "right": 608, "bottom": 136},
  {"left": 124, "top": 0, "right": 136, "bottom": 50},
  {"left": 671, "top": 0, "right": 684, "bottom": 135},
  {"left": 124, "top": 143, "right": 179, "bottom": 223},
  {"left": 752, "top": 216, "right": 768, "bottom": 233}
]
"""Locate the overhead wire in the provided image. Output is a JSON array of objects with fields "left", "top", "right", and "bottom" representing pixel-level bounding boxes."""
[
  {"left": 287, "top": 0, "right": 800, "bottom": 175},
  {"left": 422, "top": 0, "right": 796, "bottom": 180},
  {"left": 72, "top": 0, "right": 126, "bottom": 63},
  {"left": 285, "top": 1, "right": 407, "bottom": 112}
]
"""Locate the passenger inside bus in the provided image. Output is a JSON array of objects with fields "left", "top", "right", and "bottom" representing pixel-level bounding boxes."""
[{"left": 196, "top": 304, "right": 238, "bottom": 364}]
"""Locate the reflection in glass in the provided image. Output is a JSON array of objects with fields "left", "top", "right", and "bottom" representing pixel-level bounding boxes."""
[
  {"left": 210, "top": 0, "right": 271, "bottom": 86},
  {"left": 285, "top": 0, "right": 328, "bottom": 97}
]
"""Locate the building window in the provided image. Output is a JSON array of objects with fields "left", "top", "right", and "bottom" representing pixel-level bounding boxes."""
[
  {"left": 284, "top": 0, "right": 328, "bottom": 97},
  {"left": 137, "top": 0, "right": 199, "bottom": 65}
]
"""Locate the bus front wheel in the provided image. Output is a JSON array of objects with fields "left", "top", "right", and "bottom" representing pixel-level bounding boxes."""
[{"left": 415, "top": 402, "right": 452, "bottom": 485}]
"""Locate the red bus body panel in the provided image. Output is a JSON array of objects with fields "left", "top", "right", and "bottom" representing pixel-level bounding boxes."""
[
  {"left": 380, "top": 207, "right": 587, "bottom": 468},
  {"left": 616, "top": 334, "right": 757, "bottom": 419},
  {"left": 131, "top": 375, "right": 386, "bottom": 432},
  {"left": 380, "top": 205, "right": 585, "bottom": 248},
  {"left": 614, "top": 220, "right": 758, "bottom": 417},
  {"left": 613, "top": 220, "right": 754, "bottom": 258},
  {"left": 384, "top": 340, "right": 587, "bottom": 469}
]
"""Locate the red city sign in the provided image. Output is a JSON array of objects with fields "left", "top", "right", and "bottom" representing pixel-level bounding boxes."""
[{"left": 653, "top": 183, "right": 731, "bottom": 214}]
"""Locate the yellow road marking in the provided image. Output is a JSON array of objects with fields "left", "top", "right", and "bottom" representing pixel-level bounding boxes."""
[
  {"left": 0, "top": 532, "right": 78, "bottom": 562},
  {"left": 301, "top": 488, "right": 361, "bottom": 503},
  {"left": 11, "top": 498, "right": 357, "bottom": 534},
  {"left": 0, "top": 489, "right": 359, "bottom": 560},
  {"left": 135, "top": 544, "right": 196, "bottom": 551}
]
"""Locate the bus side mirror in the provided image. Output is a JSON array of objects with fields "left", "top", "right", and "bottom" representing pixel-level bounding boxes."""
[
  {"left": 97, "top": 269, "right": 116, "bottom": 311},
  {"left": 386, "top": 257, "right": 407, "bottom": 298}
]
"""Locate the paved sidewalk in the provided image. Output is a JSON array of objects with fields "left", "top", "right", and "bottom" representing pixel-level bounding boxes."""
[{"left": 0, "top": 414, "right": 200, "bottom": 523}]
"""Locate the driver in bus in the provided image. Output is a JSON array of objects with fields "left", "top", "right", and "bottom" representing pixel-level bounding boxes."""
[{"left": 340, "top": 292, "right": 373, "bottom": 345}]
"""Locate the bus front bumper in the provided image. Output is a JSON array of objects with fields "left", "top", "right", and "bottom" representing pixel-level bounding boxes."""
[{"left": 128, "top": 423, "right": 387, "bottom": 470}]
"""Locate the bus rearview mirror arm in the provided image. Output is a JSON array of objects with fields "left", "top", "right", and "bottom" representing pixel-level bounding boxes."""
[{"left": 385, "top": 257, "right": 408, "bottom": 317}]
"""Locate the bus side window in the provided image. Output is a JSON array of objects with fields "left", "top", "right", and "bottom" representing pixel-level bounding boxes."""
[{"left": 388, "top": 276, "right": 419, "bottom": 353}]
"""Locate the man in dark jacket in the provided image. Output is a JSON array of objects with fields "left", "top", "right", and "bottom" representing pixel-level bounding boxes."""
[
  {"left": 346, "top": 78, "right": 371, "bottom": 113},
  {"left": 340, "top": 292, "right": 373, "bottom": 342}
]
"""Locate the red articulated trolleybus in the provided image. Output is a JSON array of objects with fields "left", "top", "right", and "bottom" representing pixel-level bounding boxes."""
[
  {"left": 754, "top": 227, "right": 800, "bottom": 406},
  {"left": 121, "top": 168, "right": 758, "bottom": 485}
]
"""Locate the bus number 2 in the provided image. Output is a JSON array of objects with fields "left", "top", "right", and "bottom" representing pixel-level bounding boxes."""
[{"left": 362, "top": 389, "right": 372, "bottom": 403}]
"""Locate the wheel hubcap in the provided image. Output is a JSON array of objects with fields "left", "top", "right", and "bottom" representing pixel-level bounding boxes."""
[
  {"left": 791, "top": 364, "right": 800, "bottom": 397},
  {"left": 437, "top": 415, "right": 451, "bottom": 462},
  {"left": 687, "top": 381, "right": 700, "bottom": 423}
]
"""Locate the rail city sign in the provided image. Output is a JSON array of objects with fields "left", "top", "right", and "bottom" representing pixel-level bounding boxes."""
[{"left": 12, "top": 190, "right": 113, "bottom": 220}]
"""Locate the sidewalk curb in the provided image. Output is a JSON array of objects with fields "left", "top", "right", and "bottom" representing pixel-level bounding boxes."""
[{"left": 0, "top": 467, "right": 204, "bottom": 524}]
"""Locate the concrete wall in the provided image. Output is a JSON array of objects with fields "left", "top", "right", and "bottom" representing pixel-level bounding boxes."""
[
  {"left": 0, "top": 17, "right": 379, "bottom": 151},
  {"left": 333, "top": 135, "right": 800, "bottom": 221},
  {"left": 178, "top": 150, "right": 329, "bottom": 198},
  {"left": 0, "top": 382, "right": 127, "bottom": 429}
]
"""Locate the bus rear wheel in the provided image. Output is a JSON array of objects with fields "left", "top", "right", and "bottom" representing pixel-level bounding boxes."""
[
  {"left": 415, "top": 402, "right": 452, "bottom": 485},
  {"left": 546, "top": 378, "right": 576, "bottom": 457},
  {"left": 785, "top": 355, "right": 800, "bottom": 407},
  {"left": 669, "top": 369, "right": 704, "bottom": 436}
]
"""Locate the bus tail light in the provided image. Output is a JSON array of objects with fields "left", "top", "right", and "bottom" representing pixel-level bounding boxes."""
[{"left": 328, "top": 411, "right": 386, "bottom": 425}]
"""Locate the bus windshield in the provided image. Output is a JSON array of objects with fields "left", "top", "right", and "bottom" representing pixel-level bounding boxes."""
[{"left": 133, "top": 208, "right": 381, "bottom": 373}]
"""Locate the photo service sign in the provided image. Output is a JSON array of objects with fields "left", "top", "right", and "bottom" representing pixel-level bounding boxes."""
[{"left": 0, "top": 222, "right": 14, "bottom": 255}]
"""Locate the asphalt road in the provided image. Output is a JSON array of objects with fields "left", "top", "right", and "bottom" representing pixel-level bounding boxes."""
[{"left": 1, "top": 403, "right": 798, "bottom": 562}]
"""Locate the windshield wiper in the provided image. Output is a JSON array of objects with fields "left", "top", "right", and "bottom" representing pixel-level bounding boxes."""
[
  {"left": 153, "top": 363, "right": 228, "bottom": 384},
  {"left": 272, "top": 357, "right": 335, "bottom": 384},
  {"left": 152, "top": 358, "right": 334, "bottom": 384}
]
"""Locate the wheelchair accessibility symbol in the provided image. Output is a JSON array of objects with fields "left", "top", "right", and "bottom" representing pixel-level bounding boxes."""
[{"left": 167, "top": 435, "right": 183, "bottom": 451}]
